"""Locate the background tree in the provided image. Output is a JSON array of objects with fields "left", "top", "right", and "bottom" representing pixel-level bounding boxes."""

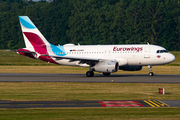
[{"left": 0, "top": 0, "right": 179, "bottom": 50}]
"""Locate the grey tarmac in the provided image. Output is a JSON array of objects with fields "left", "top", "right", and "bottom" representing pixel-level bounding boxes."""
[
  {"left": 0, "top": 73, "right": 179, "bottom": 83},
  {"left": 0, "top": 100, "right": 178, "bottom": 108}
]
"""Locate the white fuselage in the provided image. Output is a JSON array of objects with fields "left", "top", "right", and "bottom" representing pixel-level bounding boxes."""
[{"left": 52, "top": 44, "right": 175, "bottom": 67}]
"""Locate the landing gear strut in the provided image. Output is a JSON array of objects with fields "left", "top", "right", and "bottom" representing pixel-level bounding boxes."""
[
  {"left": 86, "top": 71, "right": 94, "bottom": 77},
  {"left": 148, "top": 65, "right": 154, "bottom": 76}
]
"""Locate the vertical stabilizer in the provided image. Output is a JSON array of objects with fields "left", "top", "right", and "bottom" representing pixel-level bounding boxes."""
[{"left": 19, "top": 16, "right": 51, "bottom": 53}]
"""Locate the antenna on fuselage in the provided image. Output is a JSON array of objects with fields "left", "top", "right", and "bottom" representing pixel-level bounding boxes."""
[
  {"left": 147, "top": 42, "right": 149, "bottom": 45},
  {"left": 78, "top": 43, "right": 80, "bottom": 46}
]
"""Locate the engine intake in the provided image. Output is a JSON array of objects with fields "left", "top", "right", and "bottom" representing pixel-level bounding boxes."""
[{"left": 93, "top": 61, "right": 119, "bottom": 73}]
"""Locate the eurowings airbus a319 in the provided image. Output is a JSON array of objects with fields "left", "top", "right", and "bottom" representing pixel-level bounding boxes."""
[{"left": 16, "top": 16, "right": 175, "bottom": 77}]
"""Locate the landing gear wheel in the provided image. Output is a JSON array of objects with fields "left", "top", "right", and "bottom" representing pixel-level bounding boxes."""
[
  {"left": 148, "top": 65, "right": 154, "bottom": 77},
  {"left": 148, "top": 72, "right": 154, "bottom": 76},
  {"left": 86, "top": 71, "right": 94, "bottom": 77},
  {"left": 103, "top": 72, "right": 111, "bottom": 76}
]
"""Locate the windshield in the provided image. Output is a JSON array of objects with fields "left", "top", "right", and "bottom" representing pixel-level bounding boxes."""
[{"left": 156, "top": 50, "right": 168, "bottom": 53}]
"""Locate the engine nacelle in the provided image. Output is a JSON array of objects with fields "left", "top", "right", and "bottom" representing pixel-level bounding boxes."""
[
  {"left": 93, "top": 61, "right": 119, "bottom": 73},
  {"left": 119, "top": 66, "right": 142, "bottom": 71}
]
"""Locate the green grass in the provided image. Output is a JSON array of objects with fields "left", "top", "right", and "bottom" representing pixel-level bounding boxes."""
[
  {"left": 0, "top": 108, "right": 180, "bottom": 120},
  {"left": 0, "top": 82, "right": 180, "bottom": 101}
]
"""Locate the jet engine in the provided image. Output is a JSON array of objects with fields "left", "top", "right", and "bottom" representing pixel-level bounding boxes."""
[
  {"left": 119, "top": 66, "right": 142, "bottom": 71},
  {"left": 93, "top": 61, "right": 119, "bottom": 72}
]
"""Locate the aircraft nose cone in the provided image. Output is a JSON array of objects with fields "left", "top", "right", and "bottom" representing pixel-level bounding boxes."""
[{"left": 168, "top": 53, "right": 175, "bottom": 63}]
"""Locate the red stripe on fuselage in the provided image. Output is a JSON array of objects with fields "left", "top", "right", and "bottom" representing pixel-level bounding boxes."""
[{"left": 23, "top": 32, "right": 58, "bottom": 64}]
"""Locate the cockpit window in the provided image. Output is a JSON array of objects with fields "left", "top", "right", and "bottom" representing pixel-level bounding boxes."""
[
  {"left": 163, "top": 50, "right": 168, "bottom": 53},
  {"left": 156, "top": 50, "right": 168, "bottom": 53}
]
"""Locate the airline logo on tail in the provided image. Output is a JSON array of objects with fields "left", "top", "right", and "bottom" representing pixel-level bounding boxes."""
[
  {"left": 19, "top": 16, "right": 67, "bottom": 57},
  {"left": 19, "top": 16, "right": 36, "bottom": 29},
  {"left": 18, "top": 16, "right": 63, "bottom": 63}
]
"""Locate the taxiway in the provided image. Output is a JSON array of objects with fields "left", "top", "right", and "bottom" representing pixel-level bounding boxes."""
[{"left": 0, "top": 73, "right": 179, "bottom": 83}]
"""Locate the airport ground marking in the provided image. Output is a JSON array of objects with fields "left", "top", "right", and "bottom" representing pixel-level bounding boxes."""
[
  {"left": 148, "top": 100, "right": 160, "bottom": 107},
  {"left": 157, "top": 100, "right": 170, "bottom": 107},
  {"left": 98, "top": 101, "right": 144, "bottom": 107},
  {"left": 143, "top": 100, "right": 170, "bottom": 107},
  {"left": 143, "top": 100, "right": 155, "bottom": 107},
  {"left": 153, "top": 100, "right": 165, "bottom": 107}
]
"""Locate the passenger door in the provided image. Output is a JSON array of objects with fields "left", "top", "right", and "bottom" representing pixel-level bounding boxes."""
[{"left": 144, "top": 47, "right": 150, "bottom": 58}]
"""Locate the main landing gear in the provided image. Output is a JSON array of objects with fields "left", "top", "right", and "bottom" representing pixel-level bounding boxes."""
[
  {"left": 86, "top": 71, "right": 111, "bottom": 77},
  {"left": 86, "top": 71, "right": 94, "bottom": 77},
  {"left": 148, "top": 65, "right": 154, "bottom": 76}
]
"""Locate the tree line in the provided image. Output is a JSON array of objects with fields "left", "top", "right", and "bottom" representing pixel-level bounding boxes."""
[{"left": 0, "top": 0, "right": 180, "bottom": 51}]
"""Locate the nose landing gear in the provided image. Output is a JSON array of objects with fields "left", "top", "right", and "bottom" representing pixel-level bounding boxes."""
[{"left": 148, "top": 65, "right": 154, "bottom": 76}]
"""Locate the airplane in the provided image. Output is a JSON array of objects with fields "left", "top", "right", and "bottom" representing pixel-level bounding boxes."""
[{"left": 16, "top": 16, "right": 175, "bottom": 77}]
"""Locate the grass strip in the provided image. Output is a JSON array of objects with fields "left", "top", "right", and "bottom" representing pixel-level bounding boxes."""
[
  {"left": 0, "top": 108, "right": 180, "bottom": 120},
  {"left": 0, "top": 82, "right": 180, "bottom": 101}
]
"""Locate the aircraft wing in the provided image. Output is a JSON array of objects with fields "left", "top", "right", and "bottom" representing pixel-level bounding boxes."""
[{"left": 44, "top": 54, "right": 115, "bottom": 66}]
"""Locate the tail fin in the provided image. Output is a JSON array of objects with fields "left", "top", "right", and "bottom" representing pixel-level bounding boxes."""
[{"left": 19, "top": 16, "right": 51, "bottom": 54}]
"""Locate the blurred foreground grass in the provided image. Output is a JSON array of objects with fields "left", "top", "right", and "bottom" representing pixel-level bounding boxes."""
[
  {"left": 0, "top": 108, "right": 180, "bottom": 120},
  {"left": 0, "top": 82, "right": 180, "bottom": 101}
]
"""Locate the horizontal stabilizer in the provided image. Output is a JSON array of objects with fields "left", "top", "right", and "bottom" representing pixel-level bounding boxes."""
[
  {"left": 16, "top": 48, "right": 35, "bottom": 54},
  {"left": 16, "top": 50, "right": 36, "bottom": 54}
]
